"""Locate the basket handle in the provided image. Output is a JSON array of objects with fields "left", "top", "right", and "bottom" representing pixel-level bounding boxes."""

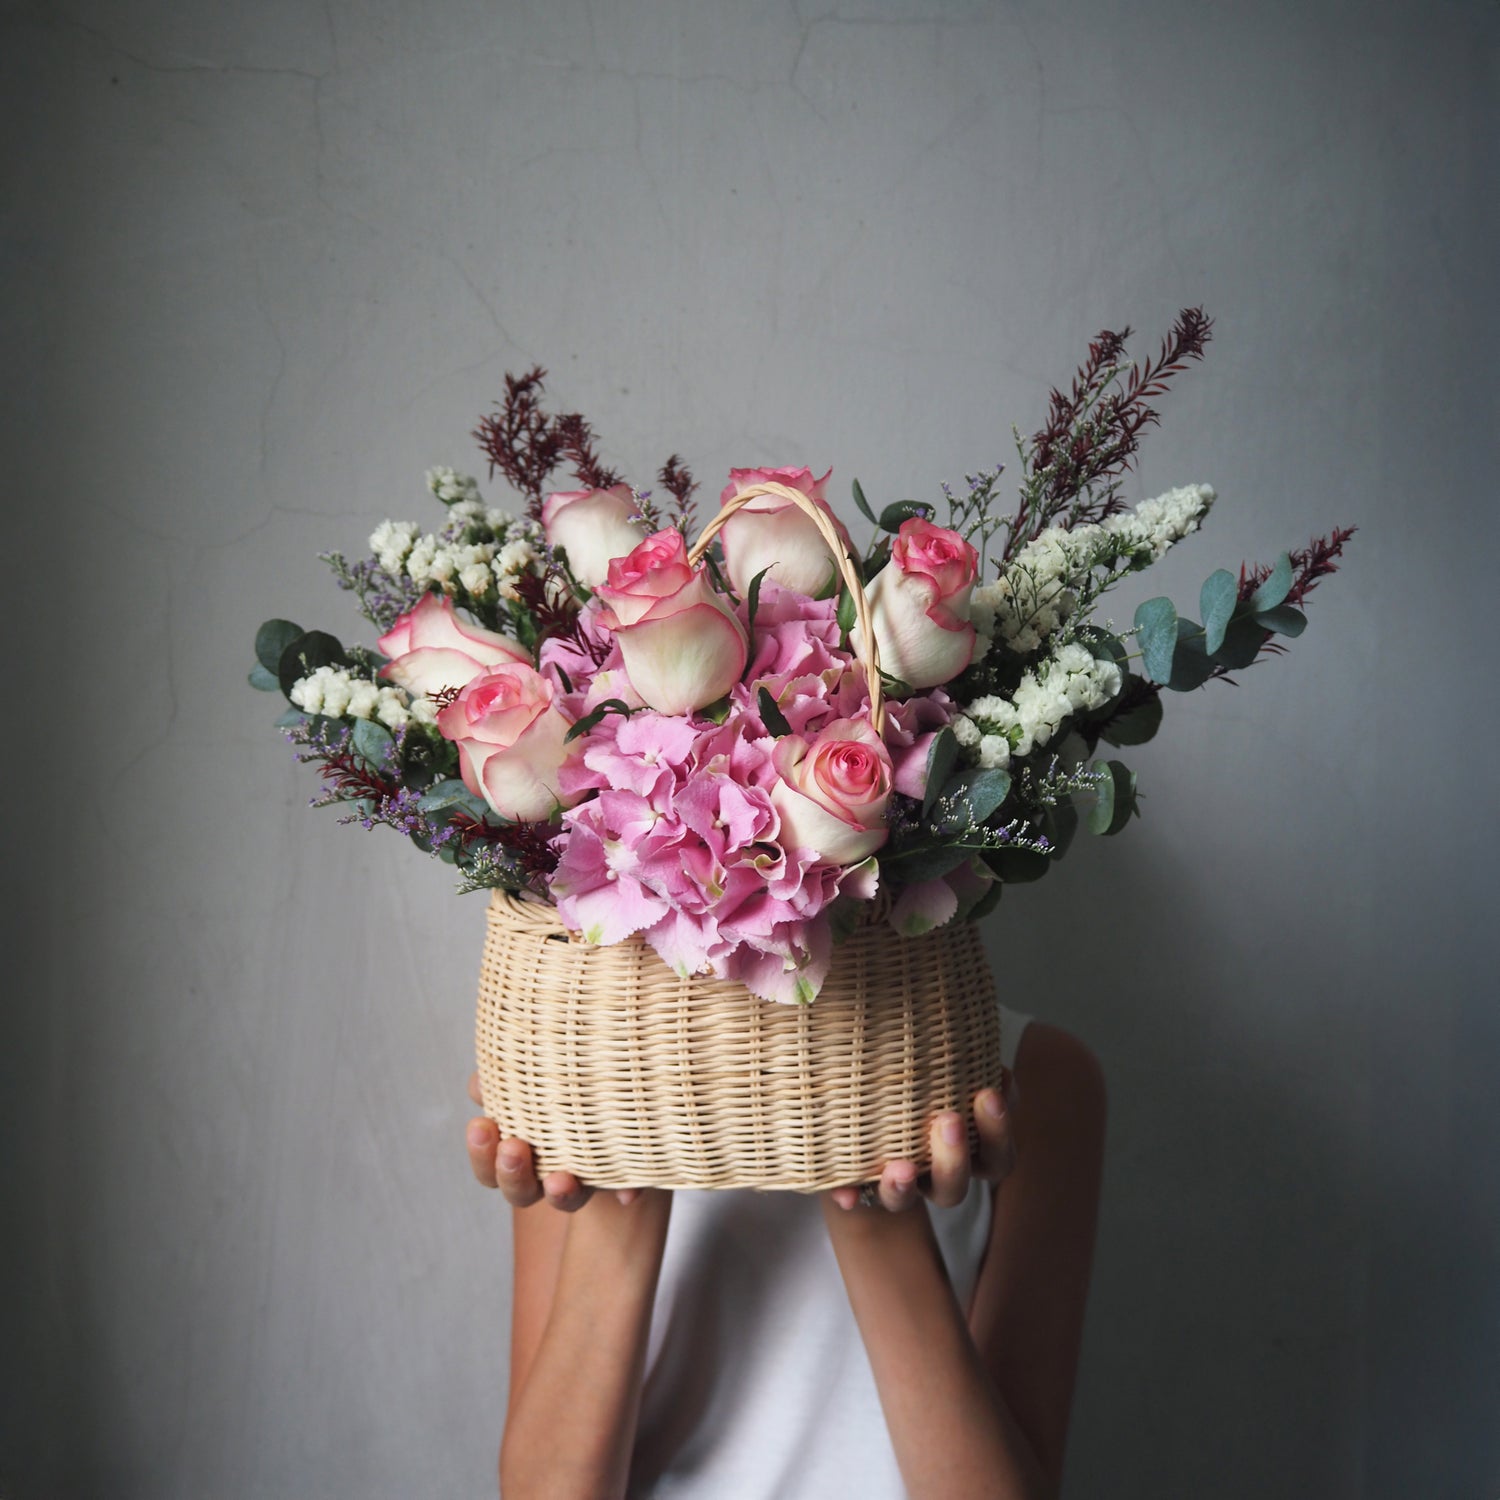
[{"left": 688, "top": 481, "right": 885, "bottom": 733}]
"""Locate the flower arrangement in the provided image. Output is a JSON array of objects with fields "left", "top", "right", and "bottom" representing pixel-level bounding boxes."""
[{"left": 252, "top": 311, "right": 1352, "bottom": 1005}]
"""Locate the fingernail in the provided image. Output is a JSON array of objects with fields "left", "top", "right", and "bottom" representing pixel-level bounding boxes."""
[
  {"left": 891, "top": 1164, "right": 917, "bottom": 1191},
  {"left": 498, "top": 1145, "right": 524, "bottom": 1173},
  {"left": 467, "top": 1121, "right": 488, "bottom": 1148},
  {"left": 941, "top": 1113, "right": 964, "bottom": 1147},
  {"left": 980, "top": 1090, "right": 1004, "bottom": 1121}
]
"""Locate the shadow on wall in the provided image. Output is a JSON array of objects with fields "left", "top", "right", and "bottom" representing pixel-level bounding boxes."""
[{"left": 983, "top": 826, "right": 1475, "bottom": 1499}]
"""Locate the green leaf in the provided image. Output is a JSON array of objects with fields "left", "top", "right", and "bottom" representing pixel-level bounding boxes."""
[
  {"left": 851, "top": 477, "right": 877, "bottom": 526},
  {"left": 1099, "top": 684, "right": 1163, "bottom": 746},
  {"left": 1254, "top": 603, "right": 1307, "bottom": 637},
  {"left": 352, "top": 717, "right": 394, "bottom": 768},
  {"left": 1087, "top": 759, "right": 1136, "bottom": 835},
  {"left": 921, "top": 727, "right": 959, "bottom": 819},
  {"left": 812, "top": 560, "right": 841, "bottom": 601},
  {"left": 836, "top": 584, "right": 857, "bottom": 642},
  {"left": 274, "top": 708, "right": 309, "bottom": 729},
  {"left": 1212, "top": 614, "right": 1269, "bottom": 669},
  {"left": 877, "top": 499, "right": 933, "bottom": 533},
  {"left": 931, "top": 768, "right": 1012, "bottom": 832},
  {"left": 248, "top": 663, "right": 280, "bottom": 692},
  {"left": 1199, "top": 569, "right": 1237, "bottom": 655},
  {"left": 1252, "top": 552, "right": 1293, "bottom": 612},
  {"left": 757, "top": 686, "right": 792, "bottom": 737},
  {"left": 1133, "top": 597, "right": 1178, "bottom": 683},
  {"left": 1167, "top": 619, "right": 1215, "bottom": 691},
  {"left": 564, "top": 698, "right": 634, "bottom": 743},
  {"left": 255, "top": 619, "right": 303, "bottom": 674},
  {"left": 745, "top": 565, "right": 774, "bottom": 634},
  {"left": 276, "top": 630, "right": 349, "bottom": 697}
]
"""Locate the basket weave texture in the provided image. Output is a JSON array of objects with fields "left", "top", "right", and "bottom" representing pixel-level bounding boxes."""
[{"left": 475, "top": 890, "right": 1003, "bottom": 1192}]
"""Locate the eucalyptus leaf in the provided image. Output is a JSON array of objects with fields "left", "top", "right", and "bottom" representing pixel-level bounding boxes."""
[
  {"left": 1041, "top": 799, "right": 1080, "bottom": 859},
  {"left": 851, "top": 477, "right": 877, "bottom": 526},
  {"left": 1212, "top": 615, "right": 1269, "bottom": 669},
  {"left": 757, "top": 686, "right": 792, "bottom": 737},
  {"left": 985, "top": 847, "right": 1050, "bottom": 883},
  {"left": 276, "top": 630, "right": 349, "bottom": 697},
  {"left": 274, "top": 708, "right": 309, "bottom": 729},
  {"left": 968, "top": 879, "right": 1003, "bottom": 920},
  {"left": 931, "top": 767, "right": 1012, "bottom": 832},
  {"left": 1254, "top": 603, "right": 1307, "bottom": 637},
  {"left": 921, "top": 727, "right": 959, "bottom": 819},
  {"left": 417, "top": 779, "right": 485, "bottom": 816},
  {"left": 1087, "top": 760, "right": 1135, "bottom": 835},
  {"left": 1252, "top": 552, "right": 1293, "bottom": 611},
  {"left": 877, "top": 499, "right": 933, "bottom": 533},
  {"left": 1075, "top": 624, "right": 1126, "bottom": 669},
  {"left": 352, "top": 717, "right": 394, "bottom": 769},
  {"left": 881, "top": 843, "right": 974, "bottom": 883},
  {"left": 248, "top": 663, "right": 280, "bottom": 692},
  {"left": 1099, "top": 685, "right": 1163, "bottom": 746},
  {"left": 255, "top": 618, "right": 303, "bottom": 674},
  {"left": 1199, "top": 569, "right": 1237, "bottom": 655},
  {"left": 1166, "top": 621, "right": 1215, "bottom": 691},
  {"left": 1133, "top": 597, "right": 1178, "bottom": 683}
]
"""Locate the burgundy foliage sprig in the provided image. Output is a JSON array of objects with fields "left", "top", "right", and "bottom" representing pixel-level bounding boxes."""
[
  {"left": 657, "top": 454, "right": 700, "bottom": 535},
  {"left": 1238, "top": 525, "right": 1357, "bottom": 607},
  {"left": 1005, "top": 308, "right": 1214, "bottom": 563},
  {"left": 554, "top": 411, "right": 623, "bottom": 493},
  {"left": 511, "top": 567, "right": 610, "bottom": 666}
]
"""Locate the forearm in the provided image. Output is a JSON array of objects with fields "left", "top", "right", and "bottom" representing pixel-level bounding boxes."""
[
  {"left": 824, "top": 1201, "right": 1050, "bottom": 1500},
  {"left": 501, "top": 1192, "right": 671, "bottom": 1500}
]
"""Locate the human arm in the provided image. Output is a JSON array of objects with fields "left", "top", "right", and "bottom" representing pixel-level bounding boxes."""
[
  {"left": 822, "top": 1023, "right": 1106, "bottom": 1498},
  {"left": 465, "top": 1077, "right": 670, "bottom": 1500}
]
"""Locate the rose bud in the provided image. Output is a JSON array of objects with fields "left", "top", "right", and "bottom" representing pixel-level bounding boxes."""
[
  {"left": 770, "top": 717, "right": 893, "bottom": 866},
  {"left": 857, "top": 518, "right": 978, "bottom": 689},
  {"left": 377, "top": 591, "right": 530, "bottom": 699},
  {"left": 594, "top": 529, "right": 749, "bottom": 715},
  {"left": 435, "top": 662, "right": 579, "bottom": 822},
  {"left": 717, "top": 466, "right": 853, "bottom": 598},
  {"left": 541, "top": 484, "right": 646, "bottom": 589}
]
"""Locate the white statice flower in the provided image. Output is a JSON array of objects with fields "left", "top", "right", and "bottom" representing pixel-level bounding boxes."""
[
  {"left": 346, "top": 679, "right": 380, "bottom": 720},
  {"left": 375, "top": 686, "right": 413, "bottom": 729},
  {"left": 956, "top": 643, "right": 1121, "bottom": 765},
  {"left": 459, "top": 561, "right": 494, "bottom": 595},
  {"left": 407, "top": 695, "right": 438, "bottom": 727},
  {"left": 445, "top": 497, "right": 486, "bottom": 525},
  {"left": 405, "top": 535, "right": 438, "bottom": 588},
  {"left": 290, "top": 665, "right": 416, "bottom": 726},
  {"left": 975, "top": 523, "right": 1110, "bottom": 653},
  {"left": 426, "top": 466, "right": 483, "bottom": 507},
  {"left": 1103, "top": 483, "right": 1215, "bottom": 562},
  {"left": 370, "top": 519, "right": 419, "bottom": 576}
]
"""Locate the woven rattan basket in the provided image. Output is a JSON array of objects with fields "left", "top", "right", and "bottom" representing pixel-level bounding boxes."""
[
  {"left": 475, "top": 891, "right": 1001, "bottom": 1192},
  {"left": 472, "top": 479, "right": 1002, "bottom": 1192}
]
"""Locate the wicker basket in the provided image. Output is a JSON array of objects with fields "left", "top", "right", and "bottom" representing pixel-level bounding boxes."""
[
  {"left": 472, "top": 479, "right": 1002, "bottom": 1192},
  {"left": 475, "top": 890, "right": 1001, "bottom": 1192}
]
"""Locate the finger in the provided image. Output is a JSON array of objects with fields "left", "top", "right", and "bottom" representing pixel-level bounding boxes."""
[
  {"left": 828, "top": 1185, "right": 859, "bottom": 1211},
  {"left": 467, "top": 1071, "right": 483, "bottom": 1108},
  {"left": 466, "top": 1117, "right": 500, "bottom": 1189},
  {"left": 926, "top": 1111, "right": 971, "bottom": 1208},
  {"left": 878, "top": 1160, "right": 920, "bottom": 1213},
  {"left": 973, "top": 1087, "right": 1016, "bottom": 1183},
  {"left": 495, "top": 1138, "right": 543, "bottom": 1209},
  {"left": 541, "top": 1171, "right": 594, "bottom": 1213}
]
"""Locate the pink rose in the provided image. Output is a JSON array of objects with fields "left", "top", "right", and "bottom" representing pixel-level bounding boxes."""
[
  {"left": 377, "top": 592, "right": 529, "bottom": 699},
  {"left": 859, "top": 518, "right": 978, "bottom": 689},
  {"left": 541, "top": 484, "right": 646, "bottom": 589},
  {"left": 770, "top": 717, "right": 892, "bottom": 865},
  {"left": 717, "top": 466, "right": 853, "bottom": 598},
  {"left": 594, "top": 529, "right": 748, "bottom": 715},
  {"left": 435, "top": 662, "right": 579, "bottom": 822}
]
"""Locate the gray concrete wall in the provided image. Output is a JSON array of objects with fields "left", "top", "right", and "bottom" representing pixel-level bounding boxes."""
[{"left": 4, "top": 1, "right": 1496, "bottom": 1495}]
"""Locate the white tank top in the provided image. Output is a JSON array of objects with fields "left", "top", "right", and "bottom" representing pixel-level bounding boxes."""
[{"left": 627, "top": 1005, "right": 1033, "bottom": 1498}]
